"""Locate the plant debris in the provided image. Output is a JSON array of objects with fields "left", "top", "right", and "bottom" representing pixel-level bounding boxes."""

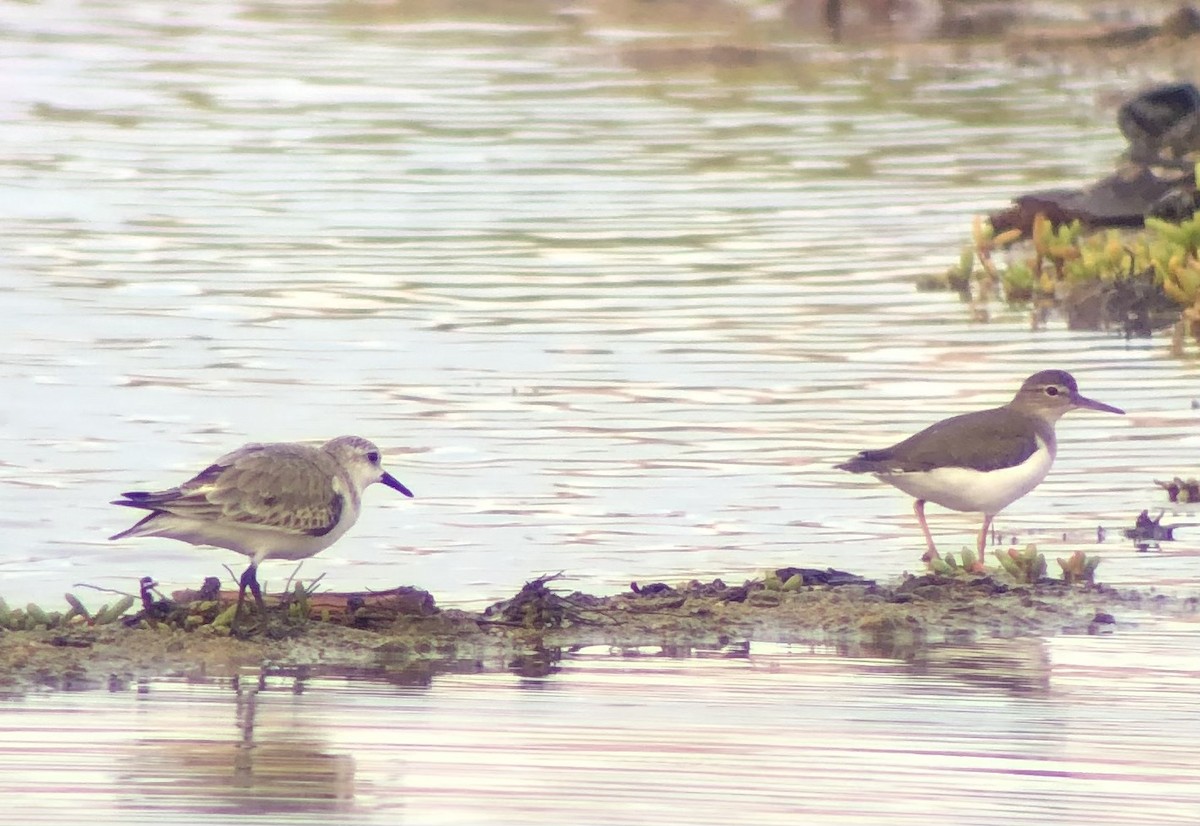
[
  {"left": 1155, "top": 476, "right": 1200, "bottom": 502},
  {"left": 1122, "top": 508, "right": 1196, "bottom": 550},
  {"left": 0, "top": 561, "right": 1196, "bottom": 691}
]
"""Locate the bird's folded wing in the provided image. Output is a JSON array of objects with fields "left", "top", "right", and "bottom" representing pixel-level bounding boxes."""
[
  {"left": 148, "top": 449, "right": 344, "bottom": 535},
  {"left": 859, "top": 408, "right": 1040, "bottom": 473}
]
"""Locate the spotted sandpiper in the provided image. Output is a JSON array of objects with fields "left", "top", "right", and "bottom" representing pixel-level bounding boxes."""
[{"left": 836, "top": 370, "right": 1124, "bottom": 566}]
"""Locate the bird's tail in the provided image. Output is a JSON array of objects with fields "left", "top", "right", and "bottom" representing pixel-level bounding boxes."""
[
  {"left": 834, "top": 450, "right": 890, "bottom": 474},
  {"left": 108, "top": 508, "right": 162, "bottom": 541}
]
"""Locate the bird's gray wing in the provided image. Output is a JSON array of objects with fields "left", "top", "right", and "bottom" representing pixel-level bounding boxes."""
[
  {"left": 843, "top": 407, "right": 1040, "bottom": 474},
  {"left": 116, "top": 444, "right": 344, "bottom": 536}
]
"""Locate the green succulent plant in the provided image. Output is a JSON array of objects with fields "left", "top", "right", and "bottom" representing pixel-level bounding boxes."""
[
  {"left": 925, "top": 547, "right": 986, "bottom": 576},
  {"left": 994, "top": 544, "right": 1047, "bottom": 584},
  {"left": 1057, "top": 551, "right": 1101, "bottom": 585},
  {"left": 1146, "top": 210, "right": 1200, "bottom": 257}
]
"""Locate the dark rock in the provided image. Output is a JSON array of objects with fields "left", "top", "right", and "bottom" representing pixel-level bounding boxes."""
[
  {"left": 630, "top": 582, "right": 673, "bottom": 596},
  {"left": 1161, "top": 4, "right": 1200, "bottom": 39},
  {"left": 1123, "top": 509, "right": 1182, "bottom": 542},
  {"left": 1102, "top": 266, "right": 1181, "bottom": 337},
  {"left": 198, "top": 577, "right": 221, "bottom": 601},
  {"left": 49, "top": 634, "right": 94, "bottom": 649},
  {"left": 719, "top": 586, "right": 750, "bottom": 603},
  {"left": 990, "top": 165, "right": 1188, "bottom": 235},
  {"left": 1118, "top": 82, "right": 1200, "bottom": 161},
  {"left": 990, "top": 83, "right": 1200, "bottom": 234},
  {"left": 773, "top": 567, "right": 874, "bottom": 587}
]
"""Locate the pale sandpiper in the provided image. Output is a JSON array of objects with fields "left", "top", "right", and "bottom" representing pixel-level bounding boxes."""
[{"left": 110, "top": 435, "right": 414, "bottom": 631}]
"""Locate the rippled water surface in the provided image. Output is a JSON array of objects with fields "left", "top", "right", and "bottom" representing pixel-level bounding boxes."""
[
  {"left": 3, "top": 0, "right": 1200, "bottom": 820},
  {"left": 5, "top": 631, "right": 1200, "bottom": 824}
]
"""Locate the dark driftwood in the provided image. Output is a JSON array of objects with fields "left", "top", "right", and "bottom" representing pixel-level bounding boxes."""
[{"left": 170, "top": 584, "right": 438, "bottom": 622}]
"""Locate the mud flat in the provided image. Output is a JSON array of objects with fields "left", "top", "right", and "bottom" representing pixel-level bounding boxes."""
[{"left": 0, "top": 569, "right": 1195, "bottom": 692}]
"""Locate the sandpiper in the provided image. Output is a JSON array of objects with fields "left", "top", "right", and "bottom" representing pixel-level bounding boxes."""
[
  {"left": 836, "top": 370, "right": 1123, "bottom": 567},
  {"left": 110, "top": 435, "right": 414, "bottom": 631}
]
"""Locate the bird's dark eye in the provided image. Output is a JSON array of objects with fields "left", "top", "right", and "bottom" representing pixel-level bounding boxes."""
[
  {"left": 1045, "top": 386, "right": 1060, "bottom": 396},
  {"left": 366, "top": 451, "right": 380, "bottom": 464}
]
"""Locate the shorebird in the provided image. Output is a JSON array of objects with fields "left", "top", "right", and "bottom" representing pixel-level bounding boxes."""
[
  {"left": 110, "top": 435, "right": 414, "bottom": 631},
  {"left": 836, "top": 370, "right": 1123, "bottom": 567}
]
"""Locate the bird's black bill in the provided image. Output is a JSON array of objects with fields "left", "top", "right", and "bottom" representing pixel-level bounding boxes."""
[
  {"left": 1073, "top": 393, "right": 1124, "bottom": 415},
  {"left": 381, "top": 472, "right": 414, "bottom": 497}
]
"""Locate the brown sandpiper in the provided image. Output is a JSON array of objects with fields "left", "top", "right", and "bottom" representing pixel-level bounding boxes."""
[{"left": 836, "top": 370, "right": 1124, "bottom": 567}]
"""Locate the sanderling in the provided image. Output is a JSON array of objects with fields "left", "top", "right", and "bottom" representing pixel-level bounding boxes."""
[{"left": 110, "top": 435, "right": 414, "bottom": 632}]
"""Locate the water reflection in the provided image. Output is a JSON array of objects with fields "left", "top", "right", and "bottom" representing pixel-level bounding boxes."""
[
  {"left": 1, "top": 635, "right": 1190, "bottom": 824},
  {"left": 506, "top": 643, "right": 564, "bottom": 680},
  {"left": 904, "top": 637, "right": 1052, "bottom": 696},
  {"left": 601, "top": 635, "right": 1053, "bottom": 695},
  {"left": 5, "top": 569, "right": 1185, "bottom": 814},
  {"left": 121, "top": 671, "right": 356, "bottom": 815}
]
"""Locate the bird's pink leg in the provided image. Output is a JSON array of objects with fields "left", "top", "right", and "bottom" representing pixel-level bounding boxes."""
[
  {"left": 915, "top": 499, "right": 939, "bottom": 561},
  {"left": 972, "top": 514, "right": 994, "bottom": 573}
]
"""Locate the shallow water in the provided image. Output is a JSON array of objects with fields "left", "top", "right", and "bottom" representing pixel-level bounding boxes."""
[
  {"left": 5, "top": 0, "right": 1196, "bottom": 608},
  {"left": 2, "top": 0, "right": 1200, "bottom": 820},
  {"left": 4, "top": 627, "right": 1200, "bottom": 824}
]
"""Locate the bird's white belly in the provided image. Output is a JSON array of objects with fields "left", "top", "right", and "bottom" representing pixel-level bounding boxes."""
[
  {"left": 146, "top": 509, "right": 358, "bottom": 564},
  {"left": 880, "top": 439, "right": 1054, "bottom": 515}
]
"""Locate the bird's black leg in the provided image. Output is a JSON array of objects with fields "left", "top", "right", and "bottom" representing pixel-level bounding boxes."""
[
  {"left": 232, "top": 564, "right": 262, "bottom": 636},
  {"left": 245, "top": 565, "right": 266, "bottom": 613}
]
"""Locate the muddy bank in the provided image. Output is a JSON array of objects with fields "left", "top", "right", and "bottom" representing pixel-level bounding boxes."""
[{"left": 1, "top": 570, "right": 1195, "bottom": 692}]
